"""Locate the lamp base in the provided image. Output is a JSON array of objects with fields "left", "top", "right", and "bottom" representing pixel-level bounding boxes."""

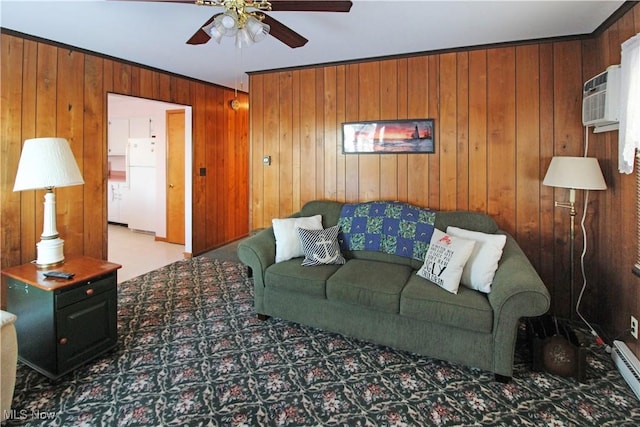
[{"left": 35, "top": 238, "right": 65, "bottom": 268}]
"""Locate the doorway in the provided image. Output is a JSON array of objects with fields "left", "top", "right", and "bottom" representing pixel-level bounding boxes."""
[{"left": 107, "top": 94, "right": 193, "bottom": 274}]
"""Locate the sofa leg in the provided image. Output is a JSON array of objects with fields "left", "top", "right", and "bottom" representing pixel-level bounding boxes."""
[
  {"left": 494, "top": 374, "right": 512, "bottom": 383},
  {"left": 257, "top": 313, "right": 270, "bottom": 321}
]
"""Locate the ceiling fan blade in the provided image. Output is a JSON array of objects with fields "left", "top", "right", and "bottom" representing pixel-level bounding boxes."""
[
  {"left": 186, "top": 13, "right": 221, "bottom": 45},
  {"left": 268, "top": 1, "right": 352, "bottom": 12},
  {"left": 261, "top": 14, "right": 308, "bottom": 48}
]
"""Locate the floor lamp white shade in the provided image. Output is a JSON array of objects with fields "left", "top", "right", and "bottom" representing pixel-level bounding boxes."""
[
  {"left": 543, "top": 156, "right": 606, "bottom": 319},
  {"left": 13, "top": 137, "right": 84, "bottom": 267},
  {"left": 543, "top": 156, "right": 607, "bottom": 192}
]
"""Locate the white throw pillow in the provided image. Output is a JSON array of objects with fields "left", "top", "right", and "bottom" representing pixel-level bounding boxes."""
[
  {"left": 446, "top": 226, "right": 507, "bottom": 293},
  {"left": 272, "top": 215, "right": 323, "bottom": 263},
  {"left": 417, "top": 228, "right": 475, "bottom": 294}
]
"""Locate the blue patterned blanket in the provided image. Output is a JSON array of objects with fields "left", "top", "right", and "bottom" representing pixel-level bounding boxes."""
[{"left": 337, "top": 201, "right": 436, "bottom": 261}]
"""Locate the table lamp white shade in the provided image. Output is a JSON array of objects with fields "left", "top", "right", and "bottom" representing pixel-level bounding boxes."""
[
  {"left": 543, "top": 156, "right": 607, "bottom": 191},
  {"left": 13, "top": 137, "right": 84, "bottom": 267}
]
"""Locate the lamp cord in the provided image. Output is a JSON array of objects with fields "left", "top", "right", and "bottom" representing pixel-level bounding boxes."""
[
  {"left": 575, "top": 190, "right": 606, "bottom": 345},
  {"left": 575, "top": 128, "right": 611, "bottom": 352}
]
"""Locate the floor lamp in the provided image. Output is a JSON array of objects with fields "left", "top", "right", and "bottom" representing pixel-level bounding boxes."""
[
  {"left": 543, "top": 156, "right": 607, "bottom": 320},
  {"left": 13, "top": 137, "right": 85, "bottom": 267}
]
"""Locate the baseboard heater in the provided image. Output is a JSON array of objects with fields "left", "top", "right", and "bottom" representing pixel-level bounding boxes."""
[{"left": 612, "top": 340, "right": 640, "bottom": 400}]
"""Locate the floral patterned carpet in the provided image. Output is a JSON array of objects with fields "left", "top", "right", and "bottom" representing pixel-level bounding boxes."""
[{"left": 6, "top": 257, "right": 640, "bottom": 426}]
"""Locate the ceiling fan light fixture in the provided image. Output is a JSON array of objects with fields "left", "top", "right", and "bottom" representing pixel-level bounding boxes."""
[
  {"left": 245, "top": 15, "right": 270, "bottom": 42},
  {"left": 220, "top": 11, "right": 237, "bottom": 29},
  {"left": 236, "top": 28, "right": 254, "bottom": 48},
  {"left": 203, "top": 21, "right": 225, "bottom": 43}
]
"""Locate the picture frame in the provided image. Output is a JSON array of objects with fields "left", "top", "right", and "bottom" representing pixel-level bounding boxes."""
[{"left": 342, "top": 118, "right": 435, "bottom": 154}]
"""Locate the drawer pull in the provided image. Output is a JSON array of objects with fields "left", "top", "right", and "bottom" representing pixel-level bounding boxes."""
[
  {"left": 86, "top": 288, "right": 94, "bottom": 296},
  {"left": 59, "top": 337, "right": 68, "bottom": 345}
]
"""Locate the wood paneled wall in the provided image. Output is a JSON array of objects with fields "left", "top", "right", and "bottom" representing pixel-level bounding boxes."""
[
  {"left": 0, "top": 32, "right": 249, "bottom": 277},
  {"left": 248, "top": 2, "right": 640, "bottom": 349},
  {"left": 582, "top": 4, "right": 640, "bottom": 355}
]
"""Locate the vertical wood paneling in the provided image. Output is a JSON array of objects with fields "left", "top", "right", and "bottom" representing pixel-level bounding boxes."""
[
  {"left": 191, "top": 82, "right": 206, "bottom": 252},
  {"left": 487, "top": 47, "right": 517, "bottom": 236},
  {"left": 335, "top": 65, "right": 347, "bottom": 202},
  {"left": 263, "top": 72, "right": 280, "bottom": 220},
  {"left": 291, "top": 71, "right": 301, "bottom": 209},
  {"left": 279, "top": 72, "right": 294, "bottom": 215},
  {"left": 456, "top": 52, "right": 470, "bottom": 211},
  {"left": 324, "top": 67, "right": 339, "bottom": 201},
  {"left": 1, "top": 32, "right": 249, "bottom": 277},
  {"left": 468, "top": 50, "right": 488, "bottom": 213},
  {"left": 314, "top": 68, "right": 325, "bottom": 201},
  {"left": 0, "top": 35, "right": 24, "bottom": 269},
  {"left": 299, "top": 69, "right": 317, "bottom": 206},
  {"left": 515, "top": 44, "right": 541, "bottom": 267},
  {"left": 19, "top": 40, "right": 38, "bottom": 263},
  {"left": 83, "top": 55, "right": 105, "bottom": 259},
  {"left": 249, "top": 74, "right": 265, "bottom": 228},
  {"left": 439, "top": 53, "right": 458, "bottom": 211},
  {"left": 538, "top": 43, "right": 557, "bottom": 314},
  {"left": 57, "top": 49, "right": 85, "bottom": 257}
]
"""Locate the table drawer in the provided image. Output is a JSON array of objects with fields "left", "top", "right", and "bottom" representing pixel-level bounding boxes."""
[{"left": 55, "top": 274, "right": 116, "bottom": 309}]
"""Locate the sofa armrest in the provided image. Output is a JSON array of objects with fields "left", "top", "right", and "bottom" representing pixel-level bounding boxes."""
[
  {"left": 237, "top": 227, "right": 277, "bottom": 314},
  {"left": 488, "top": 235, "right": 550, "bottom": 318},
  {"left": 487, "top": 233, "right": 550, "bottom": 375}
]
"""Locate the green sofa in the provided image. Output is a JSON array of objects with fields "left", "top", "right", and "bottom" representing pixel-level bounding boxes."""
[{"left": 237, "top": 200, "right": 550, "bottom": 381}]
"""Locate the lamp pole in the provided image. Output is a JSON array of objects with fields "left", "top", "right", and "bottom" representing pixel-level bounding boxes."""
[{"left": 555, "top": 188, "right": 576, "bottom": 320}]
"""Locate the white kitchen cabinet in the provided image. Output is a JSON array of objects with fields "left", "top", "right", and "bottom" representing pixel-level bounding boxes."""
[
  {"left": 108, "top": 117, "right": 150, "bottom": 155},
  {"left": 108, "top": 118, "right": 129, "bottom": 155},
  {"left": 108, "top": 181, "right": 129, "bottom": 224}
]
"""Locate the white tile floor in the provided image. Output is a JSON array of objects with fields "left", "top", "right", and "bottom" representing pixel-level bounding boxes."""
[{"left": 108, "top": 224, "right": 186, "bottom": 283}]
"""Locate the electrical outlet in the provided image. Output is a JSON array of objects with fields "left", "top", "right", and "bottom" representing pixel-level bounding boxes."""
[{"left": 631, "top": 316, "right": 638, "bottom": 339}]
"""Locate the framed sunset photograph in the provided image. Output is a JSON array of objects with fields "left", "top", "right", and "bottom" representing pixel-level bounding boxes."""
[{"left": 342, "top": 119, "right": 435, "bottom": 154}]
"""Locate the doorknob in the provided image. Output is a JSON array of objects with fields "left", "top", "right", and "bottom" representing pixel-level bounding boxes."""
[{"left": 169, "top": 184, "right": 174, "bottom": 188}]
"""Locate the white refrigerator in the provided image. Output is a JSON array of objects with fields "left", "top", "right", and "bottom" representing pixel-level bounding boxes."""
[{"left": 127, "top": 138, "right": 157, "bottom": 232}]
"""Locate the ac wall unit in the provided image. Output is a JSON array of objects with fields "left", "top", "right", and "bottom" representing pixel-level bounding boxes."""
[
  {"left": 582, "top": 64, "right": 621, "bottom": 133},
  {"left": 612, "top": 340, "right": 640, "bottom": 401}
]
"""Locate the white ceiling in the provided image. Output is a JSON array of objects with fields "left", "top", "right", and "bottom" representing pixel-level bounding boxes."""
[{"left": 1, "top": 0, "right": 625, "bottom": 90}]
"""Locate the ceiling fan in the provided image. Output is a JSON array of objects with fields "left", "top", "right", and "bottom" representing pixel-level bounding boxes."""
[{"left": 137, "top": 0, "right": 353, "bottom": 48}]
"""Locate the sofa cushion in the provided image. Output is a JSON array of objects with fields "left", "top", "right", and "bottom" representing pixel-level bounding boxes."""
[
  {"left": 265, "top": 260, "right": 341, "bottom": 298},
  {"left": 400, "top": 274, "right": 493, "bottom": 333},
  {"left": 326, "top": 259, "right": 413, "bottom": 313}
]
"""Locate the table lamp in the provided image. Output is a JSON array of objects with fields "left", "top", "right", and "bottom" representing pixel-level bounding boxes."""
[
  {"left": 543, "top": 156, "right": 607, "bottom": 319},
  {"left": 13, "top": 137, "right": 85, "bottom": 267}
]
